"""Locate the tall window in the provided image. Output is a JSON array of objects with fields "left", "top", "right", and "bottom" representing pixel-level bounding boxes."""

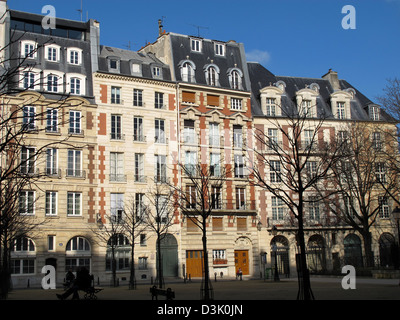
[
  {"left": 236, "top": 188, "right": 246, "bottom": 210},
  {"left": 271, "top": 196, "right": 285, "bottom": 221},
  {"left": 133, "top": 89, "right": 143, "bottom": 107},
  {"left": 270, "top": 160, "right": 281, "bottom": 183},
  {"left": 69, "top": 111, "right": 81, "bottom": 134},
  {"left": 233, "top": 125, "right": 243, "bottom": 148},
  {"left": 67, "top": 149, "right": 82, "bottom": 177},
  {"left": 306, "top": 161, "right": 317, "bottom": 180},
  {"left": 21, "top": 147, "right": 35, "bottom": 174},
  {"left": 181, "top": 62, "right": 195, "bottom": 83},
  {"left": 308, "top": 196, "right": 320, "bottom": 221},
  {"left": 70, "top": 78, "right": 81, "bottom": 95},
  {"left": 135, "top": 193, "right": 145, "bottom": 219},
  {"left": 69, "top": 49, "right": 80, "bottom": 65},
  {"left": 375, "top": 163, "right": 386, "bottom": 183},
  {"left": 45, "top": 191, "right": 57, "bottom": 216},
  {"left": 266, "top": 98, "right": 276, "bottom": 116},
  {"left": 379, "top": 197, "right": 389, "bottom": 218},
  {"left": 67, "top": 192, "right": 81, "bottom": 216},
  {"left": 185, "top": 151, "right": 197, "bottom": 176},
  {"left": 369, "top": 105, "right": 380, "bottom": 121},
  {"left": 47, "top": 74, "right": 59, "bottom": 92},
  {"left": 186, "top": 185, "right": 196, "bottom": 209},
  {"left": 206, "top": 66, "right": 219, "bottom": 86},
  {"left": 155, "top": 92, "right": 164, "bottom": 109},
  {"left": 155, "top": 155, "right": 167, "bottom": 182},
  {"left": 304, "top": 129, "right": 314, "bottom": 150},
  {"left": 211, "top": 187, "right": 222, "bottom": 209},
  {"left": 19, "top": 191, "right": 35, "bottom": 215},
  {"left": 111, "top": 114, "right": 122, "bottom": 140},
  {"left": 209, "top": 123, "right": 220, "bottom": 147},
  {"left": 46, "top": 148, "right": 58, "bottom": 176},
  {"left": 110, "top": 193, "right": 124, "bottom": 223},
  {"left": 23, "top": 71, "right": 35, "bottom": 89},
  {"left": 23, "top": 106, "right": 36, "bottom": 130},
  {"left": 184, "top": 120, "right": 196, "bottom": 144},
  {"left": 110, "top": 152, "right": 125, "bottom": 182},
  {"left": 155, "top": 119, "right": 165, "bottom": 143},
  {"left": 135, "top": 153, "right": 145, "bottom": 182},
  {"left": 234, "top": 154, "right": 244, "bottom": 178},
  {"left": 111, "top": 86, "right": 121, "bottom": 104},
  {"left": 47, "top": 47, "right": 58, "bottom": 61},
  {"left": 191, "top": 39, "right": 202, "bottom": 52},
  {"left": 299, "top": 100, "right": 313, "bottom": 118},
  {"left": 337, "top": 102, "right": 346, "bottom": 119},
  {"left": 46, "top": 108, "right": 58, "bottom": 132},
  {"left": 210, "top": 153, "right": 221, "bottom": 177},
  {"left": 267, "top": 128, "right": 278, "bottom": 149},
  {"left": 372, "top": 132, "right": 382, "bottom": 151},
  {"left": 133, "top": 117, "right": 144, "bottom": 142},
  {"left": 230, "top": 70, "right": 241, "bottom": 90}
]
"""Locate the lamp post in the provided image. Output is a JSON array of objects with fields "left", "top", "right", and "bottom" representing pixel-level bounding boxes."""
[{"left": 271, "top": 226, "right": 280, "bottom": 282}]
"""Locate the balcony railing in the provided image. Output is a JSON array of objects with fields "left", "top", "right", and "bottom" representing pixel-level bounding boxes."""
[
  {"left": 66, "top": 169, "right": 86, "bottom": 178},
  {"left": 110, "top": 174, "right": 127, "bottom": 182}
]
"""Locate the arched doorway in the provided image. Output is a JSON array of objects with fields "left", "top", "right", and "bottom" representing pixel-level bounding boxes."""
[
  {"left": 344, "top": 234, "right": 363, "bottom": 267},
  {"left": 270, "top": 235, "right": 290, "bottom": 277},
  {"left": 65, "top": 236, "right": 91, "bottom": 272},
  {"left": 157, "top": 234, "right": 178, "bottom": 277},
  {"left": 379, "top": 233, "right": 398, "bottom": 268},
  {"left": 307, "top": 235, "right": 326, "bottom": 273}
]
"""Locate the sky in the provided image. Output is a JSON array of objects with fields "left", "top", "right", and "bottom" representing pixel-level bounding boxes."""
[{"left": 7, "top": 0, "right": 400, "bottom": 102}]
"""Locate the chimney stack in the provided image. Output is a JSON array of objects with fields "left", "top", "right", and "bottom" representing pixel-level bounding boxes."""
[
  {"left": 158, "top": 19, "right": 163, "bottom": 37},
  {"left": 322, "top": 69, "right": 340, "bottom": 91}
]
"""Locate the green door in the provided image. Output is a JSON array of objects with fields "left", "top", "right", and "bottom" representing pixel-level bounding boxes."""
[{"left": 158, "top": 234, "right": 178, "bottom": 277}]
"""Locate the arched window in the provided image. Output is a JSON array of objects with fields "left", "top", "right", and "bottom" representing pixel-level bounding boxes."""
[
  {"left": 106, "top": 234, "right": 130, "bottom": 271},
  {"left": 204, "top": 64, "right": 220, "bottom": 87},
  {"left": 66, "top": 236, "right": 91, "bottom": 272},
  {"left": 228, "top": 68, "right": 243, "bottom": 90},
  {"left": 11, "top": 237, "right": 36, "bottom": 274},
  {"left": 180, "top": 60, "right": 196, "bottom": 83},
  {"left": 344, "top": 234, "right": 363, "bottom": 267}
]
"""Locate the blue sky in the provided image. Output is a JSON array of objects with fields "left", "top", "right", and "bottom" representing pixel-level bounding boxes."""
[{"left": 8, "top": 0, "right": 400, "bottom": 102}]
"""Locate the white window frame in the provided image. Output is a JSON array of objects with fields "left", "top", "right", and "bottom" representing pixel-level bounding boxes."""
[
  {"left": 337, "top": 102, "right": 346, "bottom": 119},
  {"left": 45, "top": 191, "right": 58, "bottom": 216},
  {"left": 155, "top": 119, "right": 166, "bottom": 143},
  {"left": 135, "top": 153, "right": 145, "bottom": 182},
  {"left": 155, "top": 154, "right": 167, "bottom": 182},
  {"left": 214, "top": 43, "right": 225, "bottom": 56},
  {"left": 46, "top": 108, "right": 58, "bottom": 132},
  {"left": 67, "top": 192, "right": 82, "bottom": 216},
  {"left": 19, "top": 191, "right": 35, "bottom": 215},
  {"left": 110, "top": 193, "right": 124, "bottom": 223},
  {"left": 66, "top": 73, "right": 86, "bottom": 96},
  {"left": 67, "top": 149, "right": 82, "bottom": 177},
  {"left": 46, "top": 148, "right": 58, "bottom": 176},
  {"left": 110, "top": 152, "right": 125, "bottom": 182},
  {"left": 69, "top": 110, "right": 82, "bottom": 134},
  {"left": 270, "top": 160, "right": 282, "bottom": 183},
  {"left": 21, "top": 146, "right": 36, "bottom": 175},
  {"left": 209, "top": 123, "right": 220, "bottom": 147},
  {"left": 21, "top": 40, "right": 37, "bottom": 59},
  {"left": 190, "top": 38, "right": 202, "bottom": 52},
  {"left": 44, "top": 44, "right": 61, "bottom": 62},
  {"left": 44, "top": 70, "right": 64, "bottom": 93},
  {"left": 231, "top": 98, "right": 242, "bottom": 110},
  {"left": 67, "top": 47, "right": 83, "bottom": 65},
  {"left": 271, "top": 196, "right": 285, "bottom": 221}
]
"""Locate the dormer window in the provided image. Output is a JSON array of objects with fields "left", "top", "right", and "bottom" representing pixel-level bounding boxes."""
[
  {"left": 214, "top": 43, "right": 225, "bottom": 56},
  {"left": 205, "top": 65, "right": 220, "bottom": 87},
  {"left": 191, "top": 38, "right": 202, "bottom": 52},
  {"left": 228, "top": 68, "right": 243, "bottom": 90},
  {"left": 180, "top": 60, "right": 196, "bottom": 83},
  {"left": 44, "top": 71, "right": 64, "bottom": 93},
  {"left": 21, "top": 40, "right": 37, "bottom": 59},
  {"left": 266, "top": 98, "right": 276, "bottom": 116},
  {"left": 108, "top": 57, "right": 120, "bottom": 72},
  {"left": 152, "top": 66, "right": 162, "bottom": 79},
  {"left": 45, "top": 44, "right": 61, "bottom": 62},
  {"left": 299, "top": 100, "right": 314, "bottom": 118},
  {"left": 369, "top": 105, "right": 380, "bottom": 121},
  {"left": 67, "top": 48, "right": 83, "bottom": 65}
]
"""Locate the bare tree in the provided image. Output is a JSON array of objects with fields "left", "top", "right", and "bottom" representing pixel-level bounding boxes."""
[
  {"left": 250, "top": 102, "right": 342, "bottom": 300},
  {"left": 144, "top": 182, "right": 176, "bottom": 288},
  {"left": 377, "top": 78, "right": 400, "bottom": 122},
  {"left": 171, "top": 161, "right": 229, "bottom": 300}
]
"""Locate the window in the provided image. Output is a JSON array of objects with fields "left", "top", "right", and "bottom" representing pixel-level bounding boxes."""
[
  {"left": 109, "top": 59, "right": 119, "bottom": 70},
  {"left": 337, "top": 102, "right": 346, "bottom": 119},
  {"left": 373, "top": 132, "right": 382, "bottom": 151},
  {"left": 133, "top": 117, "right": 144, "bottom": 142},
  {"left": 155, "top": 92, "right": 164, "bottom": 109},
  {"left": 155, "top": 154, "right": 167, "bottom": 183},
  {"left": 155, "top": 119, "right": 165, "bottom": 143},
  {"left": 213, "top": 249, "right": 227, "bottom": 264},
  {"left": 236, "top": 188, "right": 246, "bottom": 210},
  {"left": 237, "top": 217, "right": 247, "bottom": 231},
  {"left": 206, "top": 66, "right": 219, "bottom": 86},
  {"left": 306, "top": 161, "right": 317, "bottom": 180},
  {"left": 70, "top": 78, "right": 81, "bottom": 95},
  {"left": 66, "top": 237, "right": 90, "bottom": 252},
  {"left": 47, "top": 74, "right": 59, "bottom": 92},
  {"left": 230, "top": 70, "right": 242, "bottom": 90},
  {"left": 23, "top": 71, "right": 36, "bottom": 89},
  {"left": 110, "top": 152, "right": 125, "bottom": 182},
  {"left": 69, "top": 111, "right": 81, "bottom": 134},
  {"left": 271, "top": 196, "right": 285, "bottom": 221},
  {"left": 207, "top": 94, "right": 220, "bottom": 107},
  {"left": 231, "top": 98, "right": 242, "bottom": 110},
  {"left": 45, "top": 191, "right": 57, "bottom": 216},
  {"left": 210, "top": 153, "right": 221, "bottom": 177},
  {"left": 45, "top": 45, "right": 59, "bottom": 62},
  {"left": 138, "top": 257, "right": 148, "bottom": 270},
  {"left": 233, "top": 125, "right": 243, "bottom": 148},
  {"left": 191, "top": 38, "right": 202, "bottom": 52},
  {"left": 337, "top": 131, "right": 348, "bottom": 144},
  {"left": 111, "top": 114, "right": 123, "bottom": 140},
  {"left": 133, "top": 89, "right": 143, "bottom": 107},
  {"left": 308, "top": 196, "right": 320, "bottom": 221},
  {"left": 270, "top": 160, "right": 281, "bottom": 183},
  {"left": 375, "top": 163, "right": 386, "bottom": 183},
  {"left": 234, "top": 154, "right": 245, "bottom": 178},
  {"left": 212, "top": 217, "right": 223, "bottom": 231},
  {"left": 266, "top": 98, "right": 276, "bottom": 116},
  {"left": 67, "top": 48, "right": 82, "bottom": 65},
  {"left": 21, "top": 147, "right": 35, "bottom": 175},
  {"left": 211, "top": 187, "right": 222, "bottom": 209},
  {"left": 46, "top": 148, "right": 58, "bottom": 176},
  {"left": 299, "top": 100, "right": 313, "bottom": 118},
  {"left": 111, "top": 87, "right": 121, "bottom": 104},
  {"left": 22, "top": 41, "right": 36, "bottom": 59},
  {"left": 304, "top": 129, "right": 314, "bottom": 150},
  {"left": 267, "top": 128, "right": 279, "bottom": 150},
  {"left": 156, "top": 195, "right": 168, "bottom": 223},
  {"left": 46, "top": 108, "right": 58, "bottom": 132},
  {"left": 48, "top": 235, "right": 55, "bottom": 251},
  {"left": 67, "top": 192, "right": 82, "bottom": 216},
  {"left": 186, "top": 185, "right": 196, "bottom": 209},
  {"left": 111, "top": 193, "right": 124, "bottom": 223},
  {"left": 23, "top": 106, "right": 36, "bottom": 130},
  {"left": 183, "top": 120, "right": 196, "bottom": 144},
  {"left": 214, "top": 43, "right": 225, "bottom": 56},
  {"left": 152, "top": 67, "right": 161, "bottom": 78},
  {"left": 135, "top": 153, "right": 145, "bottom": 182},
  {"left": 369, "top": 105, "right": 380, "bottom": 121},
  {"left": 185, "top": 151, "right": 197, "bottom": 176},
  {"left": 181, "top": 62, "right": 195, "bottom": 83},
  {"left": 11, "top": 237, "right": 35, "bottom": 274},
  {"left": 19, "top": 191, "right": 35, "bottom": 215},
  {"left": 135, "top": 193, "right": 145, "bottom": 219},
  {"left": 67, "top": 149, "right": 82, "bottom": 177},
  {"left": 379, "top": 196, "right": 390, "bottom": 218},
  {"left": 209, "top": 123, "right": 220, "bottom": 147}
]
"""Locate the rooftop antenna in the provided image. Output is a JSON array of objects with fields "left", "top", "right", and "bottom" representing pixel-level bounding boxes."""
[
  {"left": 189, "top": 24, "right": 209, "bottom": 37},
  {"left": 77, "top": 0, "right": 83, "bottom": 21}
]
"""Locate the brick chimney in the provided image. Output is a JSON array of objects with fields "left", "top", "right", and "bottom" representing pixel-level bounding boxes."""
[{"left": 322, "top": 69, "right": 340, "bottom": 91}]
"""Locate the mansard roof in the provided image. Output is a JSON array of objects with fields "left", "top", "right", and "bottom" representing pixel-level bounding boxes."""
[{"left": 248, "top": 62, "right": 395, "bottom": 122}]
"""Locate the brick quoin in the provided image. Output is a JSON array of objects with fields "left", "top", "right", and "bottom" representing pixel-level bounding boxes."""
[
  {"left": 98, "top": 113, "right": 107, "bottom": 135},
  {"left": 100, "top": 84, "right": 107, "bottom": 103}
]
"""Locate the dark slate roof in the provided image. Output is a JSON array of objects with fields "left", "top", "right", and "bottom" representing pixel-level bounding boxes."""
[
  {"left": 169, "top": 33, "right": 250, "bottom": 91},
  {"left": 248, "top": 62, "right": 395, "bottom": 122},
  {"left": 98, "top": 45, "right": 171, "bottom": 81}
]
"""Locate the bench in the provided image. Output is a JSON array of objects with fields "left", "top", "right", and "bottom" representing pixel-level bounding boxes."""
[{"left": 150, "top": 285, "right": 175, "bottom": 300}]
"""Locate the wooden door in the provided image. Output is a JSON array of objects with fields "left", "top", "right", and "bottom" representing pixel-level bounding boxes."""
[
  {"left": 186, "top": 250, "right": 204, "bottom": 278},
  {"left": 235, "top": 250, "right": 249, "bottom": 275}
]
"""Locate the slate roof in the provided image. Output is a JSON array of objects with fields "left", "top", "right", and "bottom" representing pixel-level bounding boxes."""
[
  {"left": 247, "top": 62, "right": 395, "bottom": 122},
  {"left": 97, "top": 45, "right": 172, "bottom": 81}
]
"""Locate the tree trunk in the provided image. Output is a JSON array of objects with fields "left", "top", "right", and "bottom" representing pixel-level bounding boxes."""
[{"left": 157, "top": 235, "right": 163, "bottom": 288}]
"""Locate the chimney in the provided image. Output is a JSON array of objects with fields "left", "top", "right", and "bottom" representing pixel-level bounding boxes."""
[
  {"left": 322, "top": 69, "right": 340, "bottom": 91},
  {"left": 158, "top": 19, "right": 163, "bottom": 37}
]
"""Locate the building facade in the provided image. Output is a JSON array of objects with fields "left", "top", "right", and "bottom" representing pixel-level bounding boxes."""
[{"left": 1, "top": 2, "right": 399, "bottom": 288}]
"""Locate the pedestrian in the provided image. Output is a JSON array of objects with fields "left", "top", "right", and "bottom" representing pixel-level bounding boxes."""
[
  {"left": 237, "top": 268, "right": 243, "bottom": 280},
  {"left": 57, "top": 267, "right": 91, "bottom": 300},
  {"left": 64, "top": 268, "right": 75, "bottom": 289}
]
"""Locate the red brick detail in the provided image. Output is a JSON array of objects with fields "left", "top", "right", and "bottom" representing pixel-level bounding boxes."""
[
  {"left": 245, "top": 98, "right": 252, "bottom": 118},
  {"left": 98, "top": 113, "right": 107, "bottom": 135},
  {"left": 98, "top": 187, "right": 106, "bottom": 224},
  {"left": 100, "top": 84, "right": 107, "bottom": 103},
  {"left": 86, "top": 111, "right": 93, "bottom": 130},
  {"left": 170, "top": 120, "right": 176, "bottom": 142},
  {"left": 88, "top": 187, "right": 96, "bottom": 223},
  {"left": 87, "top": 145, "right": 95, "bottom": 184},
  {"left": 198, "top": 92, "right": 207, "bottom": 113},
  {"left": 98, "top": 146, "right": 106, "bottom": 183},
  {"left": 169, "top": 93, "right": 175, "bottom": 111}
]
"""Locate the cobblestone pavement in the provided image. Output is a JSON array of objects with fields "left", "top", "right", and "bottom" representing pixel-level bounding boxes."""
[{"left": 5, "top": 276, "right": 400, "bottom": 300}]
